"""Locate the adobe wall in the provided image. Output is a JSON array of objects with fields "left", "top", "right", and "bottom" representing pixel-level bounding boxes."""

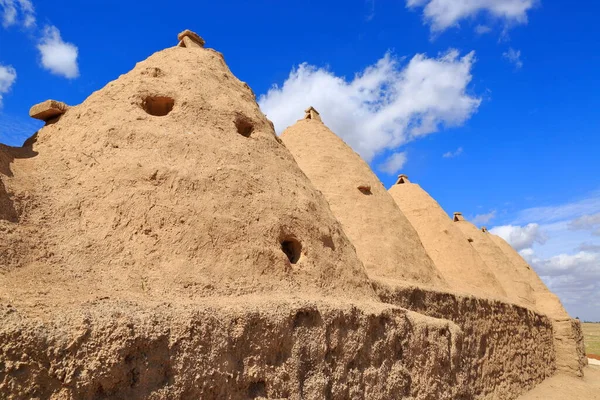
[
  {"left": 374, "top": 281, "right": 556, "bottom": 400},
  {"left": 0, "top": 299, "right": 467, "bottom": 400}
]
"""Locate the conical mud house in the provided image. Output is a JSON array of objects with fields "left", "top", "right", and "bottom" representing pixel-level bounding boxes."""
[{"left": 0, "top": 31, "right": 588, "bottom": 399}]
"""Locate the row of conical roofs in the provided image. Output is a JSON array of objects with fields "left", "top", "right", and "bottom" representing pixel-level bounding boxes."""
[{"left": 1, "top": 31, "right": 585, "bottom": 388}]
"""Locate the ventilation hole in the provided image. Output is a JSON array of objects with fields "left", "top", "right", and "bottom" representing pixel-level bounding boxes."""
[
  {"left": 142, "top": 96, "right": 174, "bottom": 116},
  {"left": 357, "top": 185, "right": 372, "bottom": 195},
  {"left": 281, "top": 237, "right": 302, "bottom": 264},
  {"left": 234, "top": 114, "right": 254, "bottom": 137},
  {"left": 467, "top": 238, "right": 474, "bottom": 243}
]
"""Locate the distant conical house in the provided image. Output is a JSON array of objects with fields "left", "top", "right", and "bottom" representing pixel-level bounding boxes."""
[
  {"left": 489, "top": 233, "right": 568, "bottom": 317},
  {"left": 453, "top": 215, "right": 537, "bottom": 307},
  {"left": 489, "top": 233, "right": 587, "bottom": 375},
  {"left": 388, "top": 178, "right": 507, "bottom": 299},
  {"left": 281, "top": 110, "right": 447, "bottom": 289}
]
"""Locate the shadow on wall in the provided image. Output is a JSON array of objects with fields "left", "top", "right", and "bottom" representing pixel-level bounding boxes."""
[{"left": 0, "top": 133, "right": 39, "bottom": 222}]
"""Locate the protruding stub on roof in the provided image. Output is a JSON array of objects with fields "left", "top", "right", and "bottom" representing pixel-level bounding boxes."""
[
  {"left": 453, "top": 212, "right": 465, "bottom": 222},
  {"left": 29, "top": 100, "right": 69, "bottom": 123},
  {"left": 304, "top": 106, "right": 322, "bottom": 122},
  {"left": 481, "top": 226, "right": 488, "bottom": 233},
  {"left": 177, "top": 30, "right": 205, "bottom": 48},
  {"left": 396, "top": 174, "right": 410, "bottom": 184}
]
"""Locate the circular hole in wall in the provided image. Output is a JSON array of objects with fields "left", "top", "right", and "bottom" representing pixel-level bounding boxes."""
[
  {"left": 234, "top": 114, "right": 254, "bottom": 137},
  {"left": 281, "top": 237, "right": 302, "bottom": 264},
  {"left": 142, "top": 96, "right": 174, "bottom": 116}
]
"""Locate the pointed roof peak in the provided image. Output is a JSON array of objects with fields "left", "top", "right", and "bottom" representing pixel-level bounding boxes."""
[
  {"left": 396, "top": 174, "right": 410, "bottom": 184},
  {"left": 304, "top": 106, "right": 322, "bottom": 122},
  {"left": 177, "top": 29, "right": 205, "bottom": 48}
]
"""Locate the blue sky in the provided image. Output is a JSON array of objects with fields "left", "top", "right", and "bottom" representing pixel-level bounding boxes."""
[{"left": 0, "top": 0, "right": 599, "bottom": 320}]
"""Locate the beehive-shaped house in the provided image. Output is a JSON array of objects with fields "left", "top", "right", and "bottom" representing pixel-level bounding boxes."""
[
  {"left": 0, "top": 37, "right": 379, "bottom": 305},
  {"left": 388, "top": 179, "right": 507, "bottom": 299},
  {"left": 281, "top": 113, "right": 447, "bottom": 289},
  {"left": 453, "top": 216, "right": 537, "bottom": 307}
]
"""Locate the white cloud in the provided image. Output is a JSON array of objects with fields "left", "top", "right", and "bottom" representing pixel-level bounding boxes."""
[
  {"left": 490, "top": 223, "right": 546, "bottom": 251},
  {"left": 443, "top": 146, "right": 463, "bottom": 158},
  {"left": 513, "top": 191, "right": 600, "bottom": 225},
  {"left": 475, "top": 24, "right": 492, "bottom": 34},
  {"left": 378, "top": 151, "right": 408, "bottom": 175},
  {"left": 525, "top": 249, "right": 600, "bottom": 312},
  {"left": 503, "top": 47, "right": 523, "bottom": 69},
  {"left": 0, "top": 0, "right": 35, "bottom": 28},
  {"left": 37, "top": 25, "right": 79, "bottom": 79},
  {"left": 533, "top": 251, "right": 600, "bottom": 278},
  {"left": 568, "top": 212, "right": 600, "bottom": 231},
  {"left": 492, "top": 190, "right": 600, "bottom": 320},
  {"left": 470, "top": 210, "right": 496, "bottom": 225},
  {"left": 0, "top": 64, "right": 17, "bottom": 108},
  {"left": 260, "top": 50, "right": 480, "bottom": 164},
  {"left": 406, "top": 0, "right": 537, "bottom": 33}
]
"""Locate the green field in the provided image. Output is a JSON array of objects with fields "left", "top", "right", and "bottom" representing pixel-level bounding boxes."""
[{"left": 583, "top": 322, "right": 600, "bottom": 356}]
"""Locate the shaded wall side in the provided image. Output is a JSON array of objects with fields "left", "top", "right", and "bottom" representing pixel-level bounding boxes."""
[
  {"left": 0, "top": 301, "right": 467, "bottom": 400},
  {"left": 374, "top": 281, "right": 556, "bottom": 400}
]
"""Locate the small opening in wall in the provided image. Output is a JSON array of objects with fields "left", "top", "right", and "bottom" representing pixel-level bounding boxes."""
[
  {"left": 281, "top": 237, "right": 302, "bottom": 264},
  {"left": 142, "top": 96, "right": 174, "bottom": 116},
  {"left": 234, "top": 115, "right": 254, "bottom": 137},
  {"left": 357, "top": 185, "right": 372, "bottom": 195}
]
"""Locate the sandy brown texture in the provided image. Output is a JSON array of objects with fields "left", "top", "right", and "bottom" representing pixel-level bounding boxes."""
[
  {"left": 489, "top": 234, "right": 569, "bottom": 319},
  {"left": 375, "top": 281, "right": 556, "bottom": 400},
  {"left": 0, "top": 298, "right": 466, "bottom": 400},
  {"left": 388, "top": 181, "right": 507, "bottom": 299},
  {"left": 517, "top": 366, "right": 600, "bottom": 400},
  {"left": 281, "top": 118, "right": 447, "bottom": 289},
  {"left": 0, "top": 44, "right": 376, "bottom": 312},
  {"left": 454, "top": 219, "right": 536, "bottom": 308}
]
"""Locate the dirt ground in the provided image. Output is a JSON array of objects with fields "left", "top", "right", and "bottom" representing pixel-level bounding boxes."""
[{"left": 518, "top": 366, "right": 600, "bottom": 399}]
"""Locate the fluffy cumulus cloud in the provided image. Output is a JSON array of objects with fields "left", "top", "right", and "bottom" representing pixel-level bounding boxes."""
[
  {"left": 37, "top": 25, "right": 79, "bottom": 79},
  {"left": 1, "top": 2, "right": 79, "bottom": 81},
  {"left": 0, "top": 64, "right": 17, "bottom": 108},
  {"left": 525, "top": 250, "right": 600, "bottom": 314},
  {"left": 492, "top": 191, "right": 600, "bottom": 320},
  {"left": 503, "top": 48, "right": 523, "bottom": 69},
  {"left": 378, "top": 152, "right": 408, "bottom": 175},
  {"left": 259, "top": 50, "right": 480, "bottom": 165},
  {"left": 0, "top": 0, "right": 35, "bottom": 28},
  {"left": 406, "top": 0, "right": 537, "bottom": 33},
  {"left": 490, "top": 223, "right": 546, "bottom": 251}
]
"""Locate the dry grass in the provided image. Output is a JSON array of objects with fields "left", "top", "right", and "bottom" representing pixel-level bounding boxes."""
[{"left": 582, "top": 322, "right": 600, "bottom": 356}]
